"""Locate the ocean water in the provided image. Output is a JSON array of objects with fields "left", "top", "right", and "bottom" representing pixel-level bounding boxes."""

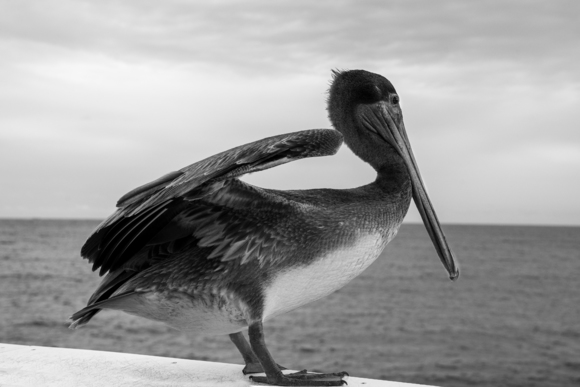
[{"left": 0, "top": 219, "right": 579, "bottom": 386}]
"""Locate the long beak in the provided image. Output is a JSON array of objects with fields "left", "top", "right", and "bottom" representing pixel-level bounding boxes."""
[{"left": 361, "top": 102, "right": 460, "bottom": 280}]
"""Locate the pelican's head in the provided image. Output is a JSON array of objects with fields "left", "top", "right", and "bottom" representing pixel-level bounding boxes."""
[{"left": 328, "top": 69, "right": 459, "bottom": 280}]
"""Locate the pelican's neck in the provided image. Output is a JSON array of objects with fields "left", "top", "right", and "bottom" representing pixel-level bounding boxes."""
[{"left": 373, "top": 157, "right": 412, "bottom": 199}]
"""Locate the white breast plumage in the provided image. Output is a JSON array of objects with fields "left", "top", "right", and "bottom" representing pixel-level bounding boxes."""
[{"left": 261, "top": 231, "right": 393, "bottom": 321}]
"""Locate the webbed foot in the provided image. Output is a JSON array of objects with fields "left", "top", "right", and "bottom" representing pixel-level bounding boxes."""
[
  {"left": 242, "top": 362, "right": 287, "bottom": 375},
  {"left": 250, "top": 370, "right": 349, "bottom": 386},
  {"left": 245, "top": 322, "right": 348, "bottom": 386}
]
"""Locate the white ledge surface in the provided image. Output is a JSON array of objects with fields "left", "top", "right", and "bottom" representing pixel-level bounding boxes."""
[{"left": 0, "top": 343, "right": 434, "bottom": 387}]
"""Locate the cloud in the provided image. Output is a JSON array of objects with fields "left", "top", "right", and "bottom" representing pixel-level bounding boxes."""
[
  {"left": 2, "top": 0, "right": 579, "bottom": 82},
  {"left": 0, "top": 1, "right": 579, "bottom": 224}
]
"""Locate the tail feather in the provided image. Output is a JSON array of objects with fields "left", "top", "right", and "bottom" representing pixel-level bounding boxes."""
[
  {"left": 70, "top": 268, "right": 139, "bottom": 329},
  {"left": 69, "top": 309, "right": 100, "bottom": 329},
  {"left": 69, "top": 291, "right": 137, "bottom": 329}
]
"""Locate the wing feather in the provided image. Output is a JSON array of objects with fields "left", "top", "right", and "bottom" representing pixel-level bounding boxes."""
[
  {"left": 82, "top": 129, "right": 342, "bottom": 277},
  {"left": 116, "top": 129, "right": 342, "bottom": 214}
]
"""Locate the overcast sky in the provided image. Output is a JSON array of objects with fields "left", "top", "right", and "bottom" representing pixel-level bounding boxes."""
[{"left": 1, "top": 0, "right": 579, "bottom": 225}]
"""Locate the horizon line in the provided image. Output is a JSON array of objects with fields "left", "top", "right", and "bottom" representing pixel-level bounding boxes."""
[{"left": 0, "top": 217, "right": 578, "bottom": 228}]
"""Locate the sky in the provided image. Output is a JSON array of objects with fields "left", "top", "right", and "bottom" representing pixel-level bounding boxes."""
[{"left": 1, "top": 0, "right": 579, "bottom": 225}]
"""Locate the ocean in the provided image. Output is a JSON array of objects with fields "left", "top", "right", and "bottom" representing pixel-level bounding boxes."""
[{"left": 0, "top": 219, "right": 578, "bottom": 386}]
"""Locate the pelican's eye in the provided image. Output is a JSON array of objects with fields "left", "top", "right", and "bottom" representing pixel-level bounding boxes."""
[{"left": 391, "top": 95, "right": 400, "bottom": 105}]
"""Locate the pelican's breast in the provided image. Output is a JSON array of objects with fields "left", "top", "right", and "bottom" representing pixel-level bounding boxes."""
[{"left": 261, "top": 229, "right": 396, "bottom": 321}]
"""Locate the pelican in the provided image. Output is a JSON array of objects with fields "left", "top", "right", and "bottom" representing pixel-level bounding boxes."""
[{"left": 70, "top": 69, "right": 459, "bottom": 386}]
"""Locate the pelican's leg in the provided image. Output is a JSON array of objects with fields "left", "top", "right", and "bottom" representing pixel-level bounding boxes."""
[
  {"left": 230, "top": 332, "right": 262, "bottom": 375},
  {"left": 247, "top": 321, "right": 347, "bottom": 386},
  {"left": 230, "top": 331, "right": 287, "bottom": 375}
]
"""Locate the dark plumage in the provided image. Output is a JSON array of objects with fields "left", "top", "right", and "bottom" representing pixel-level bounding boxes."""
[{"left": 71, "top": 69, "right": 458, "bottom": 386}]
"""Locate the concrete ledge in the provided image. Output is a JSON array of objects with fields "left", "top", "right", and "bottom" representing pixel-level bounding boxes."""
[{"left": 0, "top": 343, "right": 434, "bottom": 387}]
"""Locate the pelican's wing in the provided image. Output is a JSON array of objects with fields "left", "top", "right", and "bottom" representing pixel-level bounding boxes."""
[
  {"left": 81, "top": 129, "right": 343, "bottom": 276},
  {"left": 117, "top": 129, "right": 342, "bottom": 213}
]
